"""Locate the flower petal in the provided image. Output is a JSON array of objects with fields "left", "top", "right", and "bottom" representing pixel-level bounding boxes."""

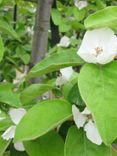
[
  {"left": 2, "top": 125, "right": 16, "bottom": 140},
  {"left": 60, "top": 67, "right": 73, "bottom": 81},
  {"left": 77, "top": 28, "right": 117, "bottom": 64},
  {"left": 14, "top": 142, "right": 25, "bottom": 152},
  {"left": 75, "top": 0, "right": 88, "bottom": 10},
  {"left": 58, "top": 36, "right": 70, "bottom": 47},
  {"left": 81, "top": 107, "right": 91, "bottom": 115},
  {"left": 9, "top": 108, "right": 26, "bottom": 125},
  {"left": 97, "top": 35, "right": 117, "bottom": 64},
  {"left": 72, "top": 105, "right": 87, "bottom": 128},
  {"left": 56, "top": 76, "right": 67, "bottom": 86},
  {"left": 84, "top": 120, "right": 102, "bottom": 145}
]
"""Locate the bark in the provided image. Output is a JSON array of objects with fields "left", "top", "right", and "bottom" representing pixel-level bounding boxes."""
[{"left": 31, "top": 0, "right": 53, "bottom": 65}]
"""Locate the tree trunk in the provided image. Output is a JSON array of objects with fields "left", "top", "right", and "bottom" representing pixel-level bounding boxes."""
[{"left": 31, "top": 0, "right": 53, "bottom": 65}]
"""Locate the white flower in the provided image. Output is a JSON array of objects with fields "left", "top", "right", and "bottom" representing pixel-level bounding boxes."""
[
  {"left": 60, "top": 67, "right": 73, "bottom": 80},
  {"left": 56, "top": 67, "right": 74, "bottom": 86},
  {"left": 77, "top": 28, "right": 117, "bottom": 64},
  {"left": 57, "top": 36, "right": 70, "bottom": 47},
  {"left": 72, "top": 105, "right": 102, "bottom": 145},
  {"left": 26, "top": 26, "right": 34, "bottom": 35},
  {"left": 84, "top": 120, "right": 102, "bottom": 145},
  {"left": 2, "top": 126, "right": 16, "bottom": 141},
  {"left": 74, "top": 0, "right": 88, "bottom": 10},
  {"left": 14, "top": 142, "right": 25, "bottom": 152},
  {"left": 9, "top": 108, "right": 26, "bottom": 125},
  {"left": 72, "top": 105, "right": 87, "bottom": 128},
  {"left": 2, "top": 108, "right": 26, "bottom": 151}
]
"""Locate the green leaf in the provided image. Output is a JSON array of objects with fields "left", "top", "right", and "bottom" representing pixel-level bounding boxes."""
[
  {"left": 59, "top": 22, "right": 71, "bottom": 32},
  {"left": 62, "top": 73, "right": 84, "bottom": 106},
  {"left": 14, "top": 99, "right": 72, "bottom": 142},
  {"left": 27, "top": 50, "right": 84, "bottom": 80},
  {"left": 73, "top": 8, "right": 86, "bottom": 22},
  {"left": 0, "top": 36, "right": 4, "bottom": 62},
  {"left": 51, "top": 9, "right": 61, "bottom": 25},
  {"left": 78, "top": 61, "right": 117, "bottom": 145},
  {"left": 24, "top": 131, "right": 64, "bottom": 156},
  {"left": 85, "top": 6, "right": 117, "bottom": 30},
  {"left": 0, "top": 132, "right": 11, "bottom": 156},
  {"left": 0, "top": 110, "right": 12, "bottom": 132},
  {"left": 0, "top": 20, "right": 19, "bottom": 40},
  {"left": 16, "top": 46, "right": 30, "bottom": 65},
  {"left": 20, "top": 83, "right": 54, "bottom": 105},
  {"left": 0, "top": 83, "right": 21, "bottom": 107},
  {"left": 95, "top": 0, "right": 106, "bottom": 9},
  {"left": 64, "top": 126, "right": 111, "bottom": 156},
  {"left": 0, "top": 0, "right": 3, "bottom": 4}
]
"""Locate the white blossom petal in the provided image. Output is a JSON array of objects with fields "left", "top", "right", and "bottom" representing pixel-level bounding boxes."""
[
  {"left": 2, "top": 126, "right": 16, "bottom": 140},
  {"left": 14, "top": 142, "right": 25, "bottom": 152},
  {"left": 56, "top": 76, "right": 67, "bottom": 86},
  {"left": 72, "top": 105, "right": 87, "bottom": 128},
  {"left": 77, "top": 28, "right": 117, "bottom": 64},
  {"left": 75, "top": 0, "right": 88, "bottom": 10},
  {"left": 9, "top": 108, "right": 26, "bottom": 125},
  {"left": 81, "top": 107, "right": 91, "bottom": 115},
  {"left": 60, "top": 67, "right": 73, "bottom": 81},
  {"left": 84, "top": 120, "right": 102, "bottom": 145},
  {"left": 58, "top": 36, "right": 70, "bottom": 47}
]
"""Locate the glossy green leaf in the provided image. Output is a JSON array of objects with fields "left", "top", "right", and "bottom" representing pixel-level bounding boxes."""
[
  {"left": 24, "top": 131, "right": 64, "bottom": 156},
  {"left": 20, "top": 83, "right": 55, "bottom": 105},
  {"left": 27, "top": 50, "right": 84, "bottom": 80},
  {"left": 64, "top": 126, "right": 111, "bottom": 156},
  {"left": 0, "top": 83, "right": 21, "bottom": 107},
  {"left": 51, "top": 9, "right": 61, "bottom": 25},
  {"left": 85, "top": 6, "right": 117, "bottom": 29},
  {"left": 15, "top": 99, "right": 72, "bottom": 142},
  {"left": 0, "top": 132, "right": 11, "bottom": 156},
  {"left": 78, "top": 61, "right": 117, "bottom": 145},
  {"left": 0, "top": 36, "right": 4, "bottom": 62},
  {"left": 0, "top": 20, "right": 19, "bottom": 40}
]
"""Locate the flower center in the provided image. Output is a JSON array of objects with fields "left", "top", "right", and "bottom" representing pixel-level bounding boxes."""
[{"left": 95, "top": 47, "right": 103, "bottom": 57}]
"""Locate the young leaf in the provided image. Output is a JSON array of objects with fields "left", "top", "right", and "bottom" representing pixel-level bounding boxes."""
[
  {"left": 0, "top": 20, "right": 19, "bottom": 40},
  {"left": 14, "top": 99, "right": 72, "bottom": 142},
  {"left": 27, "top": 50, "right": 84, "bottom": 80},
  {"left": 85, "top": 6, "right": 117, "bottom": 30},
  {"left": 0, "top": 36, "right": 4, "bottom": 62},
  {"left": 0, "top": 83, "right": 21, "bottom": 107},
  {"left": 78, "top": 61, "right": 117, "bottom": 145},
  {"left": 51, "top": 9, "right": 61, "bottom": 25},
  {"left": 20, "top": 83, "right": 55, "bottom": 105},
  {"left": 64, "top": 126, "right": 111, "bottom": 156},
  {"left": 24, "top": 131, "right": 64, "bottom": 156}
]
